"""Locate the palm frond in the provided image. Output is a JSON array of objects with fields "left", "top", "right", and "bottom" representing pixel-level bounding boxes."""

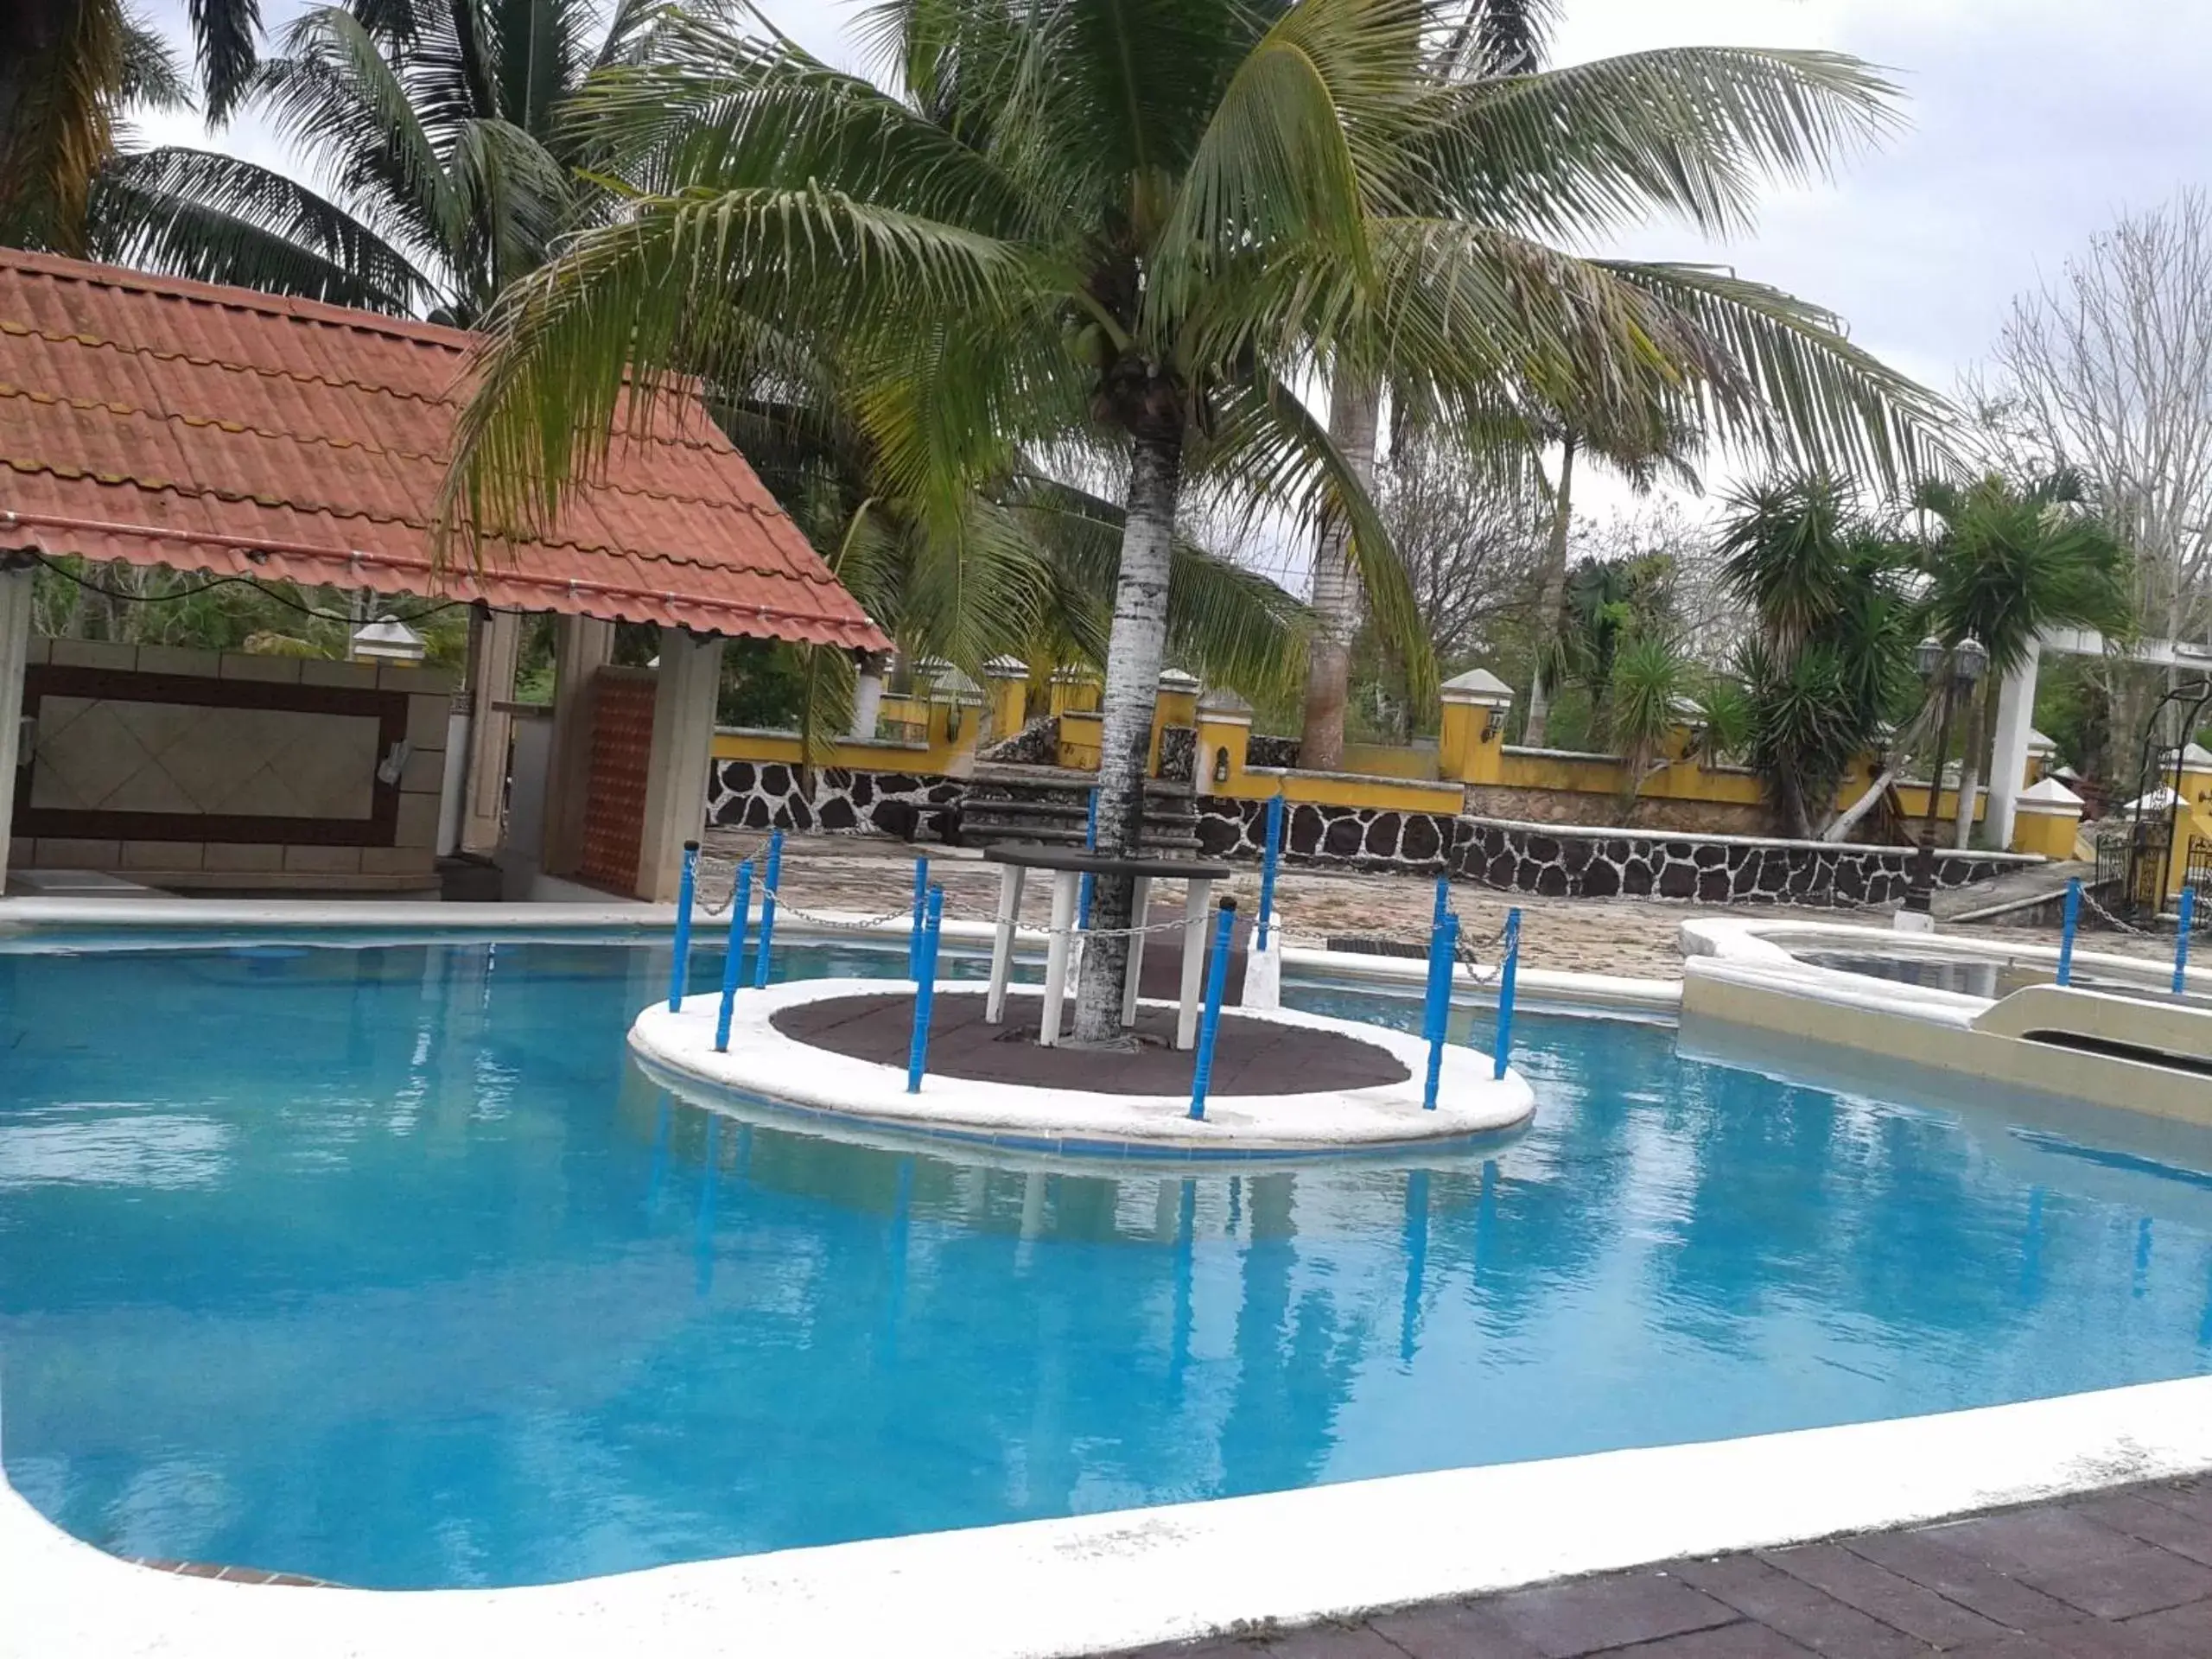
[
  {"left": 1190, "top": 372, "right": 1435, "bottom": 704},
  {"left": 260, "top": 5, "right": 466, "bottom": 258},
  {"left": 440, "top": 185, "right": 1037, "bottom": 553},
  {"left": 1602, "top": 260, "right": 1954, "bottom": 488},
  {"left": 89, "top": 145, "right": 429, "bottom": 312},
  {"left": 190, "top": 0, "right": 263, "bottom": 120},
  {"left": 1405, "top": 47, "right": 1904, "bottom": 241}
]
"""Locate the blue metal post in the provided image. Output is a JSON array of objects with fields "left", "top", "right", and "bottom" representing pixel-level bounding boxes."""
[
  {"left": 2056, "top": 877, "right": 2082, "bottom": 987},
  {"left": 906, "top": 886, "right": 946, "bottom": 1092},
  {"left": 1255, "top": 793, "right": 1284, "bottom": 950},
  {"left": 1188, "top": 899, "right": 1237, "bottom": 1120},
  {"left": 1078, "top": 787, "right": 1100, "bottom": 931},
  {"left": 714, "top": 859, "right": 754, "bottom": 1052},
  {"left": 1492, "top": 908, "right": 1522, "bottom": 1081},
  {"left": 1432, "top": 874, "right": 1451, "bottom": 931},
  {"left": 752, "top": 830, "right": 783, "bottom": 989},
  {"left": 666, "top": 839, "right": 699, "bottom": 1010},
  {"left": 2176, "top": 887, "right": 2197, "bottom": 995},
  {"left": 1421, "top": 912, "right": 1459, "bottom": 1111},
  {"left": 908, "top": 854, "right": 930, "bottom": 980}
]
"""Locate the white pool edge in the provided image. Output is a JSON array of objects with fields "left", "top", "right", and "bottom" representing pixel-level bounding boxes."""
[
  {"left": 8, "top": 1375, "right": 2212, "bottom": 1659},
  {"left": 0, "top": 895, "right": 1686, "bottom": 1018}
]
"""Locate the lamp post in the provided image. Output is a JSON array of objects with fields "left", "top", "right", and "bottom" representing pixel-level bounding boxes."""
[{"left": 1900, "top": 632, "right": 1988, "bottom": 925}]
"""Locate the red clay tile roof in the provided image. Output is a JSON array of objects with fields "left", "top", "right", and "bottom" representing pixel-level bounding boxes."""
[{"left": 0, "top": 248, "right": 888, "bottom": 650}]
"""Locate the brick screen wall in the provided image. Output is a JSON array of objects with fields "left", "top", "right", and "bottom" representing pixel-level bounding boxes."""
[{"left": 578, "top": 668, "right": 656, "bottom": 893}]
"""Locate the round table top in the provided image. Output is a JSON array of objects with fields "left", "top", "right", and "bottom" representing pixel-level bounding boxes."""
[{"left": 982, "top": 842, "right": 1234, "bottom": 880}]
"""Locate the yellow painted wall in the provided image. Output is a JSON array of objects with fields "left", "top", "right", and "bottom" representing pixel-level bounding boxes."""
[
  {"left": 1339, "top": 741, "right": 1440, "bottom": 781},
  {"left": 1057, "top": 710, "right": 1102, "bottom": 772},
  {"left": 2012, "top": 810, "right": 2081, "bottom": 861},
  {"left": 714, "top": 690, "right": 976, "bottom": 776},
  {"left": 1891, "top": 781, "right": 1991, "bottom": 825}
]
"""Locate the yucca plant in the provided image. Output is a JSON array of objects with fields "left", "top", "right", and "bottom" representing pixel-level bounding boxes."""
[
  {"left": 1719, "top": 474, "right": 1924, "bottom": 836},
  {"left": 438, "top": 0, "right": 1945, "bottom": 1044}
]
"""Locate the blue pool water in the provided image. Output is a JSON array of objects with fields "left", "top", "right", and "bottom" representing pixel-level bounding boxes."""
[{"left": 4, "top": 936, "right": 2212, "bottom": 1589}]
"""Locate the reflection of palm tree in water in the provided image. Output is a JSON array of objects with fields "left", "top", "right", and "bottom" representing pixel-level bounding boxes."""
[{"left": 1215, "top": 1174, "right": 1371, "bottom": 1498}]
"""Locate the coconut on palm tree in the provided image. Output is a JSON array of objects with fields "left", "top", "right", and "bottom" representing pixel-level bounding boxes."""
[{"left": 438, "top": 0, "right": 1943, "bottom": 1045}]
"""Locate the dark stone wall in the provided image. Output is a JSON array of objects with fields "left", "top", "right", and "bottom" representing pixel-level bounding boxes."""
[
  {"left": 705, "top": 764, "right": 2037, "bottom": 903},
  {"left": 1195, "top": 796, "right": 1459, "bottom": 874},
  {"left": 1158, "top": 726, "right": 1197, "bottom": 785},
  {"left": 707, "top": 760, "right": 962, "bottom": 836},
  {"left": 1245, "top": 734, "right": 1301, "bottom": 770},
  {"left": 1449, "top": 820, "right": 2022, "bottom": 906},
  {"left": 976, "top": 715, "right": 1058, "bottom": 765}
]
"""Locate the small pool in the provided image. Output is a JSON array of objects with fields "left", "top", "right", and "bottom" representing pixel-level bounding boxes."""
[{"left": 4, "top": 936, "right": 2212, "bottom": 1589}]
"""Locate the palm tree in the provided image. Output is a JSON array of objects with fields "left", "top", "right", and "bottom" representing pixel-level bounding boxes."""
[
  {"left": 438, "top": 0, "right": 1942, "bottom": 1045},
  {"left": 1294, "top": 2, "right": 1931, "bottom": 766},
  {"left": 1915, "top": 471, "right": 2133, "bottom": 846},
  {"left": 87, "top": 0, "right": 664, "bottom": 322},
  {"left": 1, "top": 1, "right": 189, "bottom": 251},
  {"left": 1719, "top": 475, "right": 1924, "bottom": 837}
]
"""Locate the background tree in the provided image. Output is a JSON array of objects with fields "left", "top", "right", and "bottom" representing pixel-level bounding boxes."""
[
  {"left": 1, "top": 1, "right": 188, "bottom": 251},
  {"left": 1352, "top": 433, "right": 1546, "bottom": 741},
  {"left": 1971, "top": 192, "right": 2212, "bottom": 786},
  {"left": 1913, "top": 470, "right": 2133, "bottom": 845},
  {"left": 1295, "top": 0, "right": 1933, "bottom": 766}
]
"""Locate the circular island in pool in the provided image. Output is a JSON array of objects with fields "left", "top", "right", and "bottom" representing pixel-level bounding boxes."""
[{"left": 628, "top": 976, "right": 1534, "bottom": 1159}]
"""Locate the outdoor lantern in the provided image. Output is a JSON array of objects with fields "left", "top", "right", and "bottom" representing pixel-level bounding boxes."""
[
  {"left": 350, "top": 614, "right": 426, "bottom": 665},
  {"left": 1955, "top": 633, "right": 1990, "bottom": 689},
  {"left": 1482, "top": 704, "right": 1506, "bottom": 741},
  {"left": 1213, "top": 747, "right": 1231, "bottom": 785},
  {"left": 1914, "top": 635, "right": 1946, "bottom": 680}
]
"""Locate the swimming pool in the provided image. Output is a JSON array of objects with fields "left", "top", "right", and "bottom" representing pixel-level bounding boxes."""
[{"left": 3, "top": 935, "right": 2210, "bottom": 1590}]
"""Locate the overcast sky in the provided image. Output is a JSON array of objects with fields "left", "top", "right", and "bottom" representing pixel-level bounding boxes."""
[{"left": 137, "top": 0, "right": 2211, "bottom": 531}]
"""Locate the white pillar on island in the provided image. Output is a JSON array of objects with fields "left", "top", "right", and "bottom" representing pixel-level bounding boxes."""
[{"left": 0, "top": 565, "right": 32, "bottom": 887}]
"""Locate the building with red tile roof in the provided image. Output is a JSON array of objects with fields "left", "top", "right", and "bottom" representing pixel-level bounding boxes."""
[
  {"left": 0, "top": 247, "right": 886, "bottom": 650},
  {"left": 0, "top": 250, "right": 886, "bottom": 902}
]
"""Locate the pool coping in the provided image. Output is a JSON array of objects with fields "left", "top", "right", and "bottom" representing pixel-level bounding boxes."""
[
  {"left": 8, "top": 1376, "right": 2212, "bottom": 1658},
  {"left": 0, "top": 894, "right": 1685, "bottom": 1018},
  {"left": 627, "top": 979, "right": 1535, "bottom": 1160}
]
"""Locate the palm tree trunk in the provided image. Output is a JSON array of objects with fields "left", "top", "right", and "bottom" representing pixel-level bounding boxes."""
[
  {"left": 1072, "top": 429, "right": 1184, "bottom": 1046},
  {"left": 1296, "top": 375, "right": 1380, "bottom": 771},
  {"left": 1522, "top": 432, "right": 1577, "bottom": 748},
  {"left": 1951, "top": 679, "right": 1992, "bottom": 850}
]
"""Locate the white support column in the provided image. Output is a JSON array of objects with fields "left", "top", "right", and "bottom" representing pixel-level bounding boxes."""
[
  {"left": 636, "top": 628, "right": 726, "bottom": 903},
  {"left": 461, "top": 607, "right": 524, "bottom": 855},
  {"left": 1120, "top": 875, "right": 1152, "bottom": 1026},
  {"left": 985, "top": 863, "right": 1026, "bottom": 1024},
  {"left": 1176, "top": 878, "right": 1213, "bottom": 1048},
  {"left": 1039, "top": 871, "right": 1077, "bottom": 1046},
  {"left": 1986, "top": 640, "right": 2041, "bottom": 855},
  {"left": 850, "top": 652, "right": 886, "bottom": 741},
  {"left": 0, "top": 566, "right": 33, "bottom": 888},
  {"left": 540, "top": 614, "right": 613, "bottom": 880}
]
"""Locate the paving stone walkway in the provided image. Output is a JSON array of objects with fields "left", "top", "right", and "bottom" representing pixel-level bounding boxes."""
[
  {"left": 1109, "top": 1478, "right": 2212, "bottom": 1658},
  {"left": 703, "top": 833, "right": 2169, "bottom": 982}
]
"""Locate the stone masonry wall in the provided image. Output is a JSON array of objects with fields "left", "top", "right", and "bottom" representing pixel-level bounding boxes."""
[
  {"left": 707, "top": 760, "right": 963, "bottom": 835},
  {"left": 702, "top": 765, "right": 2035, "bottom": 906}
]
